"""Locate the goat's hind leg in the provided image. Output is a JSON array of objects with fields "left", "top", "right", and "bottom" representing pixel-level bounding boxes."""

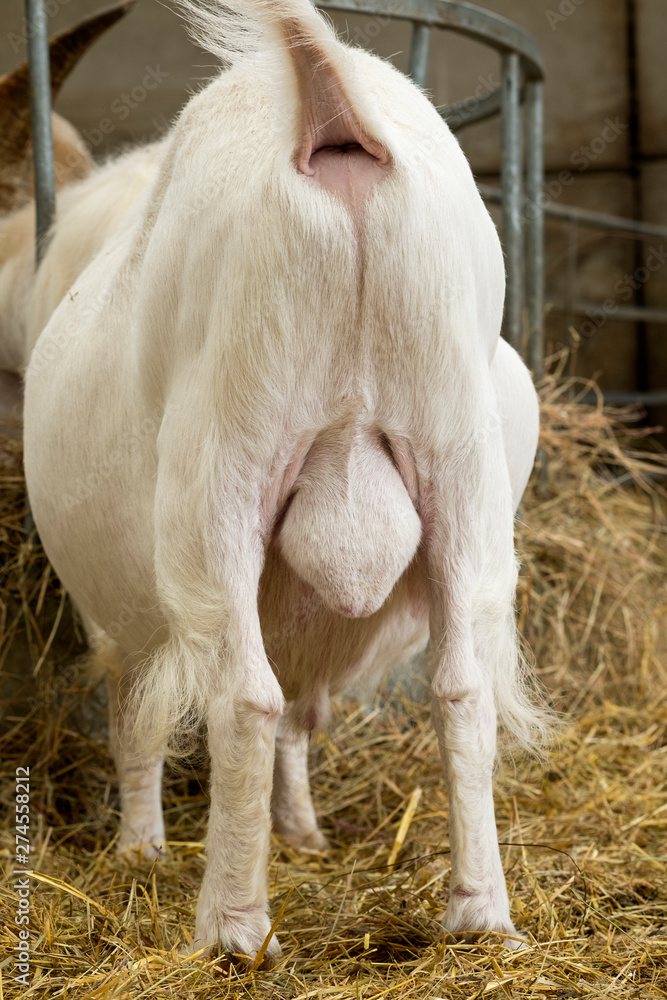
[
  {"left": 431, "top": 670, "right": 519, "bottom": 946},
  {"left": 196, "top": 638, "right": 284, "bottom": 963},
  {"left": 427, "top": 450, "right": 525, "bottom": 948},
  {"left": 272, "top": 707, "right": 328, "bottom": 852},
  {"left": 102, "top": 643, "right": 166, "bottom": 861}
]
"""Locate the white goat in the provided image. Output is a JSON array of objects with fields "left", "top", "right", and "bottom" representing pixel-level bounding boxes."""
[{"left": 20, "top": 0, "right": 549, "bottom": 961}]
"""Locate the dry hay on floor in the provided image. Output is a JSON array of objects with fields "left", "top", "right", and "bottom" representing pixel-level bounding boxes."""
[{"left": 0, "top": 375, "right": 666, "bottom": 999}]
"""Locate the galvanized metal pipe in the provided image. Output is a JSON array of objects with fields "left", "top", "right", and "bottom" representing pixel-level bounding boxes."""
[
  {"left": 524, "top": 79, "right": 544, "bottom": 376},
  {"left": 318, "top": 0, "right": 544, "bottom": 82},
  {"left": 564, "top": 217, "right": 578, "bottom": 340},
  {"left": 25, "top": 0, "right": 56, "bottom": 266},
  {"left": 548, "top": 299, "right": 667, "bottom": 326},
  {"left": 408, "top": 22, "right": 431, "bottom": 88},
  {"left": 501, "top": 52, "right": 522, "bottom": 352},
  {"left": 441, "top": 86, "right": 502, "bottom": 130},
  {"left": 24, "top": 0, "right": 55, "bottom": 540},
  {"left": 588, "top": 389, "right": 667, "bottom": 406},
  {"left": 478, "top": 181, "right": 667, "bottom": 240}
]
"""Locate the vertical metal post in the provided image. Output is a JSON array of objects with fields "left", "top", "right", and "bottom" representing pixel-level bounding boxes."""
[
  {"left": 25, "top": 0, "right": 56, "bottom": 266},
  {"left": 24, "top": 0, "right": 55, "bottom": 540},
  {"left": 408, "top": 22, "right": 431, "bottom": 88},
  {"left": 565, "top": 217, "right": 578, "bottom": 343},
  {"left": 525, "top": 79, "right": 544, "bottom": 376},
  {"left": 501, "top": 52, "right": 522, "bottom": 353}
]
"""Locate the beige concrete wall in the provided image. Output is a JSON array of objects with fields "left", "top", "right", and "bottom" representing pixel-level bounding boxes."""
[
  {"left": 640, "top": 159, "right": 667, "bottom": 430},
  {"left": 637, "top": 0, "right": 667, "bottom": 157}
]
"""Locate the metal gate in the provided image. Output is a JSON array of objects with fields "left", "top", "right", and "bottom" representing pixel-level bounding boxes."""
[
  {"left": 23, "top": 0, "right": 547, "bottom": 372},
  {"left": 25, "top": 0, "right": 667, "bottom": 409},
  {"left": 318, "top": 0, "right": 546, "bottom": 376}
]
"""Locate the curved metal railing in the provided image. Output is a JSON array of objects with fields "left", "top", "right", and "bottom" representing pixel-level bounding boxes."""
[
  {"left": 318, "top": 0, "right": 546, "bottom": 374},
  {"left": 24, "top": 0, "right": 546, "bottom": 372}
]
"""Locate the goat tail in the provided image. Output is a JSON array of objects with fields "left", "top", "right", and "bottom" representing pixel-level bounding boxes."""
[
  {"left": 172, "top": 0, "right": 337, "bottom": 66},
  {"left": 495, "top": 620, "right": 560, "bottom": 762},
  {"left": 490, "top": 563, "right": 562, "bottom": 762},
  {"left": 127, "top": 634, "right": 217, "bottom": 762}
]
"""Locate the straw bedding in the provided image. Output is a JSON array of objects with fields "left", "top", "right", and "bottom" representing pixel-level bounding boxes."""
[{"left": 1, "top": 368, "right": 666, "bottom": 999}]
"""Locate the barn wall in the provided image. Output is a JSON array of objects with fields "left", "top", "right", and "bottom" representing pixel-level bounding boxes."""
[{"left": 641, "top": 159, "right": 667, "bottom": 433}]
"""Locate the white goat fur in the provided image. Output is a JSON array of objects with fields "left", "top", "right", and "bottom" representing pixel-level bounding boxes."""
[{"left": 15, "top": 0, "right": 549, "bottom": 958}]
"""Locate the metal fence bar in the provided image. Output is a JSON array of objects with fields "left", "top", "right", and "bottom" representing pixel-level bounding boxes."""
[
  {"left": 317, "top": 0, "right": 544, "bottom": 79},
  {"left": 408, "top": 22, "right": 431, "bottom": 87},
  {"left": 596, "top": 389, "right": 667, "bottom": 406},
  {"left": 501, "top": 52, "right": 522, "bottom": 352},
  {"left": 524, "top": 79, "right": 544, "bottom": 376},
  {"left": 548, "top": 299, "right": 667, "bottom": 326},
  {"left": 479, "top": 182, "right": 667, "bottom": 241},
  {"left": 25, "top": 0, "right": 56, "bottom": 265},
  {"left": 480, "top": 176, "right": 667, "bottom": 390},
  {"left": 564, "top": 218, "right": 577, "bottom": 338},
  {"left": 539, "top": 201, "right": 667, "bottom": 239},
  {"left": 441, "top": 87, "right": 502, "bottom": 130}
]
